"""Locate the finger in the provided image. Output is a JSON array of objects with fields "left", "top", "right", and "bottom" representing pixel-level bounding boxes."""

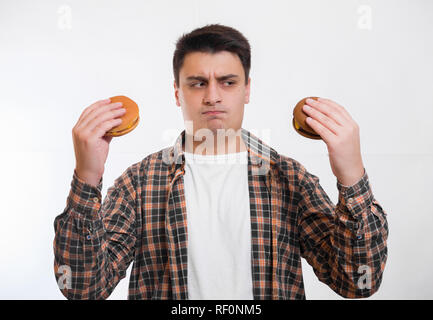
[
  {"left": 305, "top": 116, "right": 334, "bottom": 143},
  {"left": 86, "top": 106, "right": 126, "bottom": 133},
  {"left": 303, "top": 104, "right": 341, "bottom": 135},
  {"left": 93, "top": 118, "right": 123, "bottom": 138},
  {"left": 77, "top": 98, "right": 112, "bottom": 123},
  {"left": 79, "top": 101, "right": 122, "bottom": 127},
  {"left": 317, "top": 97, "right": 353, "bottom": 121},
  {"left": 78, "top": 101, "right": 124, "bottom": 130},
  {"left": 305, "top": 98, "right": 347, "bottom": 126}
]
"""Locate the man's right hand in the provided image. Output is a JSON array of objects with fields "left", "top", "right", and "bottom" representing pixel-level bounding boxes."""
[{"left": 72, "top": 98, "right": 126, "bottom": 187}]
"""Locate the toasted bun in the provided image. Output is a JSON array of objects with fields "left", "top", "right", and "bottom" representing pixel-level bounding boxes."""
[
  {"left": 105, "top": 95, "right": 139, "bottom": 137},
  {"left": 292, "top": 96, "right": 322, "bottom": 140}
]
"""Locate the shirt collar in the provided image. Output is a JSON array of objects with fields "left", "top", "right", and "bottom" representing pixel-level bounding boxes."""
[{"left": 162, "top": 128, "right": 279, "bottom": 176}]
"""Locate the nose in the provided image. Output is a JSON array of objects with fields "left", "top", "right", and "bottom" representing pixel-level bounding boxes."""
[{"left": 203, "top": 80, "right": 222, "bottom": 106}]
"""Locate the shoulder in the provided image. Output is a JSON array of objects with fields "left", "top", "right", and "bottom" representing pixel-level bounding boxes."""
[
  {"left": 276, "top": 153, "right": 303, "bottom": 174},
  {"left": 130, "top": 147, "right": 173, "bottom": 177},
  {"left": 274, "top": 153, "right": 319, "bottom": 190},
  {"left": 115, "top": 147, "right": 169, "bottom": 187}
]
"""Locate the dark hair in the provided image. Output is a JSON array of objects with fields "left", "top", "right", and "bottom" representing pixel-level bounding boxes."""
[{"left": 172, "top": 23, "right": 251, "bottom": 87}]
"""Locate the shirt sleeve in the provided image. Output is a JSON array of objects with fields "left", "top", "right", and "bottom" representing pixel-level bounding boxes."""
[
  {"left": 296, "top": 164, "right": 389, "bottom": 298},
  {"left": 53, "top": 168, "right": 137, "bottom": 299}
]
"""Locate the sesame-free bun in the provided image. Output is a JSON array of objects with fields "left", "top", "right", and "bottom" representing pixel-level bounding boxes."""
[
  {"left": 105, "top": 95, "right": 139, "bottom": 137},
  {"left": 292, "top": 96, "right": 322, "bottom": 140}
]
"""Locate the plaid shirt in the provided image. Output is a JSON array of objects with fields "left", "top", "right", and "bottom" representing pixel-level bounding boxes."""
[{"left": 53, "top": 128, "right": 388, "bottom": 300}]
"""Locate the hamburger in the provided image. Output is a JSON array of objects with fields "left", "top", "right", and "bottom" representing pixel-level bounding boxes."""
[
  {"left": 292, "top": 96, "right": 322, "bottom": 140},
  {"left": 105, "top": 95, "right": 140, "bottom": 137}
]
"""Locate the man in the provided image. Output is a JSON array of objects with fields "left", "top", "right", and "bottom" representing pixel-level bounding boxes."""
[{"left": 54, "top": 23, "right": 388, "bottom": 300}]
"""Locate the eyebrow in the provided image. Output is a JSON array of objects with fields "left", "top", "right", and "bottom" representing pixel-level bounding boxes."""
[{"left": 185, "top": 74, "right": 239, "bottom": 82}]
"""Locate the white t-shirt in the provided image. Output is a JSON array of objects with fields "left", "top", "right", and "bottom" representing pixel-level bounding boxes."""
[{"left": 183, "top": 150, "right": 254, "bottom": 300}]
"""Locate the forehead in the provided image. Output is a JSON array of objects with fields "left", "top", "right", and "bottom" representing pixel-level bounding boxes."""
[{"left": 180, "top": 51, "right": 244, "bottom": 77}]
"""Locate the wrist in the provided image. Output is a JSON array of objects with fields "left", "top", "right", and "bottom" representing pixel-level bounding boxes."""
[
  {"left": 337, "top": 167, "right": 365, "bottom": 187},
  {"left": 75, "top": 168, "right": 102, "bottom": 187}
]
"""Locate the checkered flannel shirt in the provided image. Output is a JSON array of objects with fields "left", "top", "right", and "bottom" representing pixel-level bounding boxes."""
[{"left": 53, "top": 128, "right": 388, "bottom": 299}]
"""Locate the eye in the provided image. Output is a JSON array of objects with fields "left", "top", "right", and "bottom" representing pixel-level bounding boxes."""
[
  {"left": 190, "top": 82, "right": 205, "bottom": 88},
  {"left": 190, "top": 81, "right": 236, "bottom": 88}
]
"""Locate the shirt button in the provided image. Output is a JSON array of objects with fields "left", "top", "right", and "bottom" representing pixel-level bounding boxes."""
[
  {"left": 86, "top": 235, "right": 92, "bottom": 240},
  {"left": 357, "top": 234, "right": 363, "bottom": 240},
  {"left": 92, "top": 197, "right": 99, "bottom": 203},
  {"left": 348, "top": 198, "right": 354, "bottom": 204}
]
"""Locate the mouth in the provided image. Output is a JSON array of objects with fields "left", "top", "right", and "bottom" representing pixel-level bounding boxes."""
[
  {"left": 204, "top": 111, "right": 224, "bottom": 114},
  {"left": 202, "top": 111, "right": 226, "bottom": 116}
]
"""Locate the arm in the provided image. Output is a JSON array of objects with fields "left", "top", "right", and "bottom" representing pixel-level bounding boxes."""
[
  {"left": 296, "top": 164, "right": 388, "bottom": 298},
  {"left": 53, "top": 167, "right": 137, "bottom": 299}
]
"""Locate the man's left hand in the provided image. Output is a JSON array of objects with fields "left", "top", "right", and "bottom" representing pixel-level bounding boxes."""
[{"left": 303, "top": 97, "right": 365, "bottom": 186}]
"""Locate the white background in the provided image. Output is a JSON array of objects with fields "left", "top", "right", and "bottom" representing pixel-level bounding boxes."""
[{"left": 0, "top": 0, "right": 432, "bottom": 299}]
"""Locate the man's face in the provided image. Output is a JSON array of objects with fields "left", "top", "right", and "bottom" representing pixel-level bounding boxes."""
[{"left": 174, "top": 51, "right": 251, "bottom": 136}]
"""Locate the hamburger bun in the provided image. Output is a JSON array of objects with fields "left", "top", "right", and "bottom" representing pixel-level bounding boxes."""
[
  {"left": 105, "top": 95, "right": 139, "bottom": 137},
  {"left": 292, "top": 96, "right": 322, "bottom": 140}
]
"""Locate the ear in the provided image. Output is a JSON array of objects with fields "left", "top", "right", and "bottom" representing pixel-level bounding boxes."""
[
  {"left": 244, "top": 77, "right": 251, "bottom": 104},
  {"left": 174, "top": 80, "right": 180, "bottom": 107}
]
